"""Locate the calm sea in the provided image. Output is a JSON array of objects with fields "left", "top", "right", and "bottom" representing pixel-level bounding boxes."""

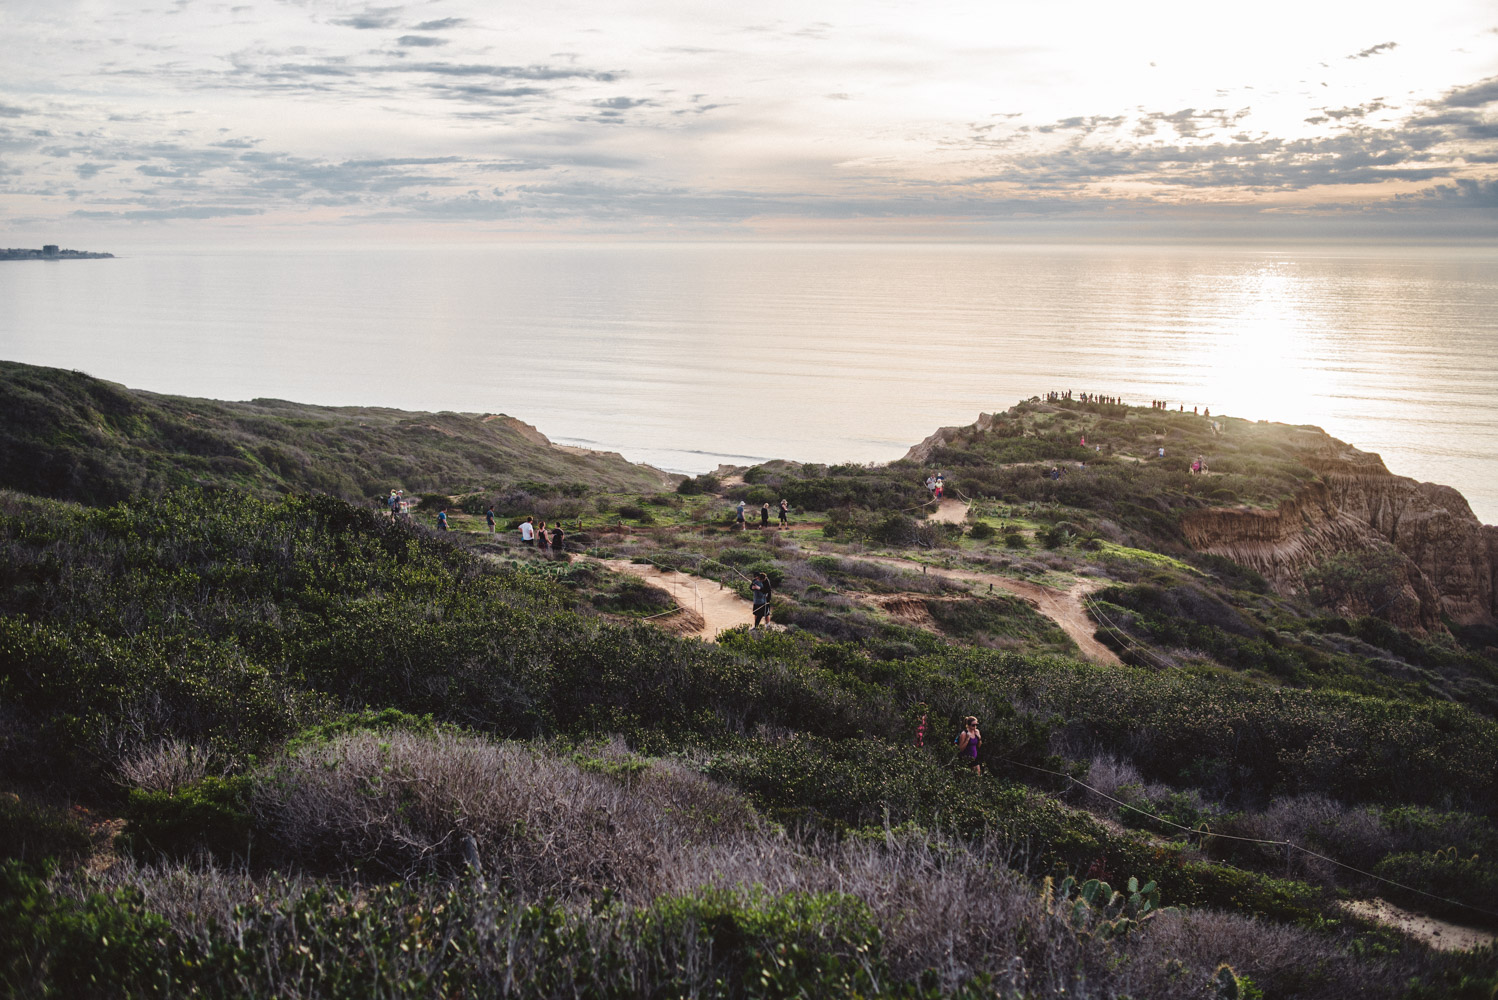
[{"left": 3, "top": 243, "right": 1496, "bottom": 523}]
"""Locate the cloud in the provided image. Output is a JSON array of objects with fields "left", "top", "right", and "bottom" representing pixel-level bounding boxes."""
[
  {"left": 1418, "top": 177, "right": 1498, "bottom": 205},
  {"left": 75, "top": 163, "right": 108, "bottom": 179},
  {"left": 428, "top": 83, "right": 549, "bottom": 102},
  {"left": 477, "top": 161, "right": 548, "bottom": 172},
  {"left": 412, "top": 18, "right": 466, "bottom": 30},
  {"left": 1437, "top": 76, "right": 1498, "bottom": 109},
  {"left": 1347, "top": 42, "right": 1397, "bottom": 59},
  {"left": 330, "top": 7, "right": 403, "bottom": 30},
  {"left": 396, "top": 35, "right": 447, "bottom": 48},
  {"left": 593, "top": 97, "right": 651, "bottom": 110},
  {"left": 396, "top": 62, "right": 618, "bottom": 82},
  {"left": 71, "top": 206, "right": 265, "bottom": 220},
  {"left": 341, "top": 156, "right": 464, "bottom": 168},
  {"left": 0, "top": 104, "right": 31, "bottom": 118},
  {"left": 1132, "top": 107, "right": 1249, "bottom": 139}
]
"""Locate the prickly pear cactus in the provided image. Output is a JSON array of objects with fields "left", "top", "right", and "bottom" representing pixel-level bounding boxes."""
[{"left": 1213, "top": 963, "right": 1242, "bottom": 1000}]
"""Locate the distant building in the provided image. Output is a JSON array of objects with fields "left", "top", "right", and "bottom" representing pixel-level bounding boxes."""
[{"left": 42, "top": 245, "right": 58, "bottom": 256}]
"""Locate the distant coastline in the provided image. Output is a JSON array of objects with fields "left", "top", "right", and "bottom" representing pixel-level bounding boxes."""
[{"left": 1, "top": 245, "right": 113, "bottom": 261}]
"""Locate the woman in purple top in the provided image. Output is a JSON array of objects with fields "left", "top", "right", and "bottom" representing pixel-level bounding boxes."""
[{"left": 955, "top": 716, "right": 982, "bottom": 774}]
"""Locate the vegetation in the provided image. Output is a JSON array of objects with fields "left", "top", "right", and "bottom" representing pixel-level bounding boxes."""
[
  {"left": 0, "top": 361, "right": 667, "bottom": 505},
  {"left": 1, "top": 380, "right": 1496, "bottom": 997}
]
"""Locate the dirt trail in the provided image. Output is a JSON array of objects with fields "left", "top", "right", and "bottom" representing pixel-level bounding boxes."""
[
  {"left": 854, "top": 555, "right": 1121, "bottom": 665},
  {"left": 1339, "top": 898, "right": 1497, "bottom": 953},
  {"left": 927, "top": 498, "right": 970, "bottom": 524},
  {"left": 591, "top": 558, "right": 752, "bottom": 642}
]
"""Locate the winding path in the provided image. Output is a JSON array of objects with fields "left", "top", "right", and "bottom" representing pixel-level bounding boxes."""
[
  {"left": 590, "top": 558, "right": 753, "bottom": 642},
  {"left": 852, "top": 554, "right": 1121, "bottom": 665},
  {"left": 926, "top": 498, "right": 970, "bottom": 524}
]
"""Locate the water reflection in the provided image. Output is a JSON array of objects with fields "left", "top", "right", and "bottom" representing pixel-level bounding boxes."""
[{"left": 1, "top": 243, "right": 1495, "bottom": 521}]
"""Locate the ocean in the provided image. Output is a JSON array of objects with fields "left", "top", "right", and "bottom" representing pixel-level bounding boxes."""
[{"left": 3, "top": 242, "right": 1496, "bottom": 523}]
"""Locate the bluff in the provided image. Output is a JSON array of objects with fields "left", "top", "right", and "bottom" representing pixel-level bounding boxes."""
[
  {"left": 1181, "top": 442, "right": 1496, "bottom": 631},
  {"left": 0, "top": 361, "right": 672, "bottom": 505}
]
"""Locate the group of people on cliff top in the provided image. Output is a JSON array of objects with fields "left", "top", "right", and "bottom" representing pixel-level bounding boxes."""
[
  {"left": 734, "top": 498, "right": 791, "bottom": 530},
  {"left": 1046, "top": 390, "right": 1120, "bottom": 405},
  {"left": 1150, "top": 400, "right": 1210, "bottom": 416}
]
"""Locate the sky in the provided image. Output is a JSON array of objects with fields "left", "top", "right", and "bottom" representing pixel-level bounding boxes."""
[{"left": 1, "top": 0, "right": 1496, "bottom": 242}]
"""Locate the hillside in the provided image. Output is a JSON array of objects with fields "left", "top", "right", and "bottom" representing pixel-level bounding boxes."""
[
  {"left": 0, "top": 361, "right": 671, "bottom": 505},
  {"left": 1, "top": 388, "right": 1496, "bottom": 999}
]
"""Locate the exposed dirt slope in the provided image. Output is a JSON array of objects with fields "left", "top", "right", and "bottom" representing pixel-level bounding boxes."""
[
  {"left": 927, "top": 499, "right": 970, "bottom": 524},
  {"left": 853, "top": 555, "right": 1121, "bottom": 665},
  {"left": 1339, "top": 898, "right": 1498, "bottom": 953},
  {"left": 1181, "top": 444, "right": 1496, "bottom": 630},
  {"left": 591, "top": 558, "right": 753, "bottom": 641}
]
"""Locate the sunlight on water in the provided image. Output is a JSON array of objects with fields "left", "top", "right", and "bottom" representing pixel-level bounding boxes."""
[{"left": 2, "top": 243, "right": 1495, "bottom": 522}]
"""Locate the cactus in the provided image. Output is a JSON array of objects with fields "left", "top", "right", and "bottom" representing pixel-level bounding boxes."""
[
  {"left": 1213, "top": 963, "right": 1241, "bottom": 1000},
  {"left": 1042, "top": 873, "right": 1176, "bottom": 940}
]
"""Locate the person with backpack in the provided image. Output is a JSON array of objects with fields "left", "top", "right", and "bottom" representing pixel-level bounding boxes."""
[
  {"left": 750, "top": 571, "right": 772, "bottom": 628},
  {"left": 550, "top": 523, "right": 567, "bottom": 562},
  {"left": 485, "top": 506, "right": 496, "bottom": 533},
  {"left": 955, "top": 716, "right": 982, "bottom": 774},
  {"left": 436, "top": 508, "right": 450, "bottom": 531}
]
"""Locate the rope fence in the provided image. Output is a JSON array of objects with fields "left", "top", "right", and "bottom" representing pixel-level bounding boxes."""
[{"left": 990, "top": 753, "right": 1498, "bottom": 924}]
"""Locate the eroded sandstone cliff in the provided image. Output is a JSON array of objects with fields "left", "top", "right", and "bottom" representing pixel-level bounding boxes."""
[{"left": 1182, "top": 440, "right": 1495, "bottom": 631}]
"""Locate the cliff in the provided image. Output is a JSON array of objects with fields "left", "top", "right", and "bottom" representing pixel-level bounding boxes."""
[
  {"left": 904, "top": 412, "right": 999, "bottom": 464},
  {"left": 1181, "top": 441, "right": 1496, "bottom": 631}
]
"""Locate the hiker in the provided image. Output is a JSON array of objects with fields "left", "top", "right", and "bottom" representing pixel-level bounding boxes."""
[
  {"left": 760, "top": 502, "right": 771, "bottom": 529},
  {"left": 751, "top": 571, "right": 773, "bottom": 628},
  {"left": 735, "top": 500, "right": 747, "bottom": 530},
  {"left": 956, "top": 716, "right": 982, "bottom": 774},
  {"left": 551, "top": 523, "right": 567, "bottom": 562},
  {"left": 436, "top": 508, "right": 449, "bottom": 531},
  {"left": 1203, "top": 407, "right": 1210, "bottom": 418},
  {"left": 925, "top": 475, "right": 937, "bottom": 495},
  {"left": 1158, "top": 447, "right": 1165, "bottom": 458},
  {"left": 536, "top": 521, "right": 550, "bottom": 554},
  {"left": 485, "top": 506, "right": 496, "bottom": 533},
  {"left": 520, "top": 517, "right": 535, "bottom": 545},
  {"left": 778, "top": 498, "right": 790, "bottom": 527}
]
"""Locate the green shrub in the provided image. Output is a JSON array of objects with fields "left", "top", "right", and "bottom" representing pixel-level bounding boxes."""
[
  {"left": 1373, "top": 848, "right": 1498, "bottom": 921},
  {"left": 968, "top": 521, "right": 996, "bottom": 540},
  {"left": 118, "top": 775, "right": 254, "bottom": 863},
  {"left": 1004, "top": 531, "right": 1027, "bottom": 549},
  {"left": 614, "top": 504, "right": 654, "bottom": 523},
  {"left": 0, "top": 796, "right": 90, "bottom": 868}
]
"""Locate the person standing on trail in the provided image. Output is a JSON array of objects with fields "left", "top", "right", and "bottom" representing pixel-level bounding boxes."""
[
  {"left": 536, "top": 521, "right": 550, "bottom": 554},
  {"left": 436, "top": 508, "right": 450, "bottom": 531},
  {"left": 778, "top": 498, "right": 790, "bottom": 528},
  {"left": 955, "top": 716, "right": 982, "bottom": 774},
  {"left": 550, "top": 523, "right": 567, "bottom": 562},
  {"left": 750, "top": 571, "right": 773, "bottom": 628},
  {"left": 485, "top": 506, "right": 496, "bottom": 533},
  {"left": 735, "top": 500, "right": 747, "bottom": 530},
  {"left": 520, "top": 517, "right": 535, "bottom": 545},
  {"left": 760, "top": 502, "right": 771, "bottom": 529}
]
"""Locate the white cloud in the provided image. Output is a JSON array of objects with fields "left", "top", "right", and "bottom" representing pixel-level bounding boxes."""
[{"left": 0, "top": 0, "right": 1493, "bottom": 237}]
